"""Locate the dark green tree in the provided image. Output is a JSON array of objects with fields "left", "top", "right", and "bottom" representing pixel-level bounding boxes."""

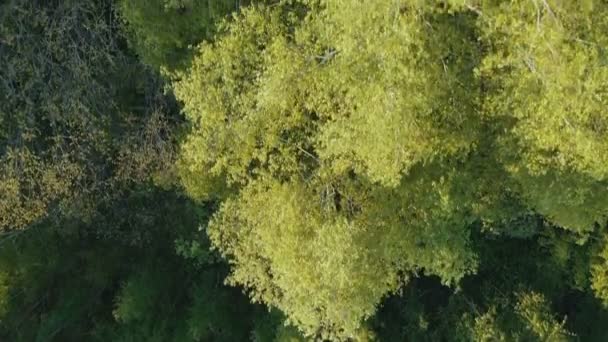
[{"left": 117, "top": 0, "right": 241, "bottom": 70}]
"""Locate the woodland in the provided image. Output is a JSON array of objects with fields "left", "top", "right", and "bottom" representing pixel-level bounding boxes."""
[{"left": 1, "top": 0, "right": 608, "bottom": 341}]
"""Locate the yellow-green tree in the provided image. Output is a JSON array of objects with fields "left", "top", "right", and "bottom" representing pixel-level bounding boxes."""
[
  {"left": 176, "top": 2, "right": 483, "bottom": 338},
  {"left": 479, "top": 0, "right": 608, "bottom": 232},
  {"left": 175, "top": 0, "right": 608, "bottom": 338}
]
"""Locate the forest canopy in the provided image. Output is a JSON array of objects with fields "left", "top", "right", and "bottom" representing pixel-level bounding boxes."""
[{"left": 1, "top": 0, "right": 608, "bottom": 341}]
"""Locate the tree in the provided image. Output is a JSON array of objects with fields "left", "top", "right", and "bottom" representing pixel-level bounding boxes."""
[
  {"left": 0, "top": 189, "right": 267, "bottom": 341},
  {"left": 175, "top": 0, "right": 608, "bottom": 337},
  {"left": 463, "top": 291, "right": 571, "bottom": 342},
  {"left": 175, "top": 2, "right": 484, "bottom": 338},
  {"left": 117, "top": 0, "right": 241, "bottom": 70},
  {"left": 0, "top": 0, "right": 177, "bottom": 232},
  {"left": 478, "top": 0, "right": 608, "bottom": 233},
  {"left": 4, "top": 0, "right": 608, "bottom": 340}
]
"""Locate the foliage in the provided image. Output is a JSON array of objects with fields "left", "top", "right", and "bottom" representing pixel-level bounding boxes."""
[
  {"left": 0, "top": 190, "right": 270, "bottom": 341},
  {"left": 117, "top": 0, "right": 240, "bottom": 70},
  {"left": 2, "top": 0, "right": 608, "bottom": 341},
  {"left": 0, "top": 0, "right": 178, "bottom": 231},
  {"left": 479, "top": 0, "right": 608, "bottom": 232},
  {"left": 591, "top": 235, "right": 608, "bottom": 306},
  {"left": 174, "top": 0, "right": 608, "bottom": 337}
]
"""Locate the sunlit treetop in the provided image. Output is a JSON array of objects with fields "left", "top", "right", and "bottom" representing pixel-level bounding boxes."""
[{"left": 175, "top": 0, "right": 608, "bottom": 338}]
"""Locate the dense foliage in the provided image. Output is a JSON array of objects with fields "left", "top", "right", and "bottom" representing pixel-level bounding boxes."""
[
  {"left": 1, "top": 0, "right": 608, "bottom": 341},
  {"left": 117, "top": 0, "right": 240, "bottom": 70}
]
